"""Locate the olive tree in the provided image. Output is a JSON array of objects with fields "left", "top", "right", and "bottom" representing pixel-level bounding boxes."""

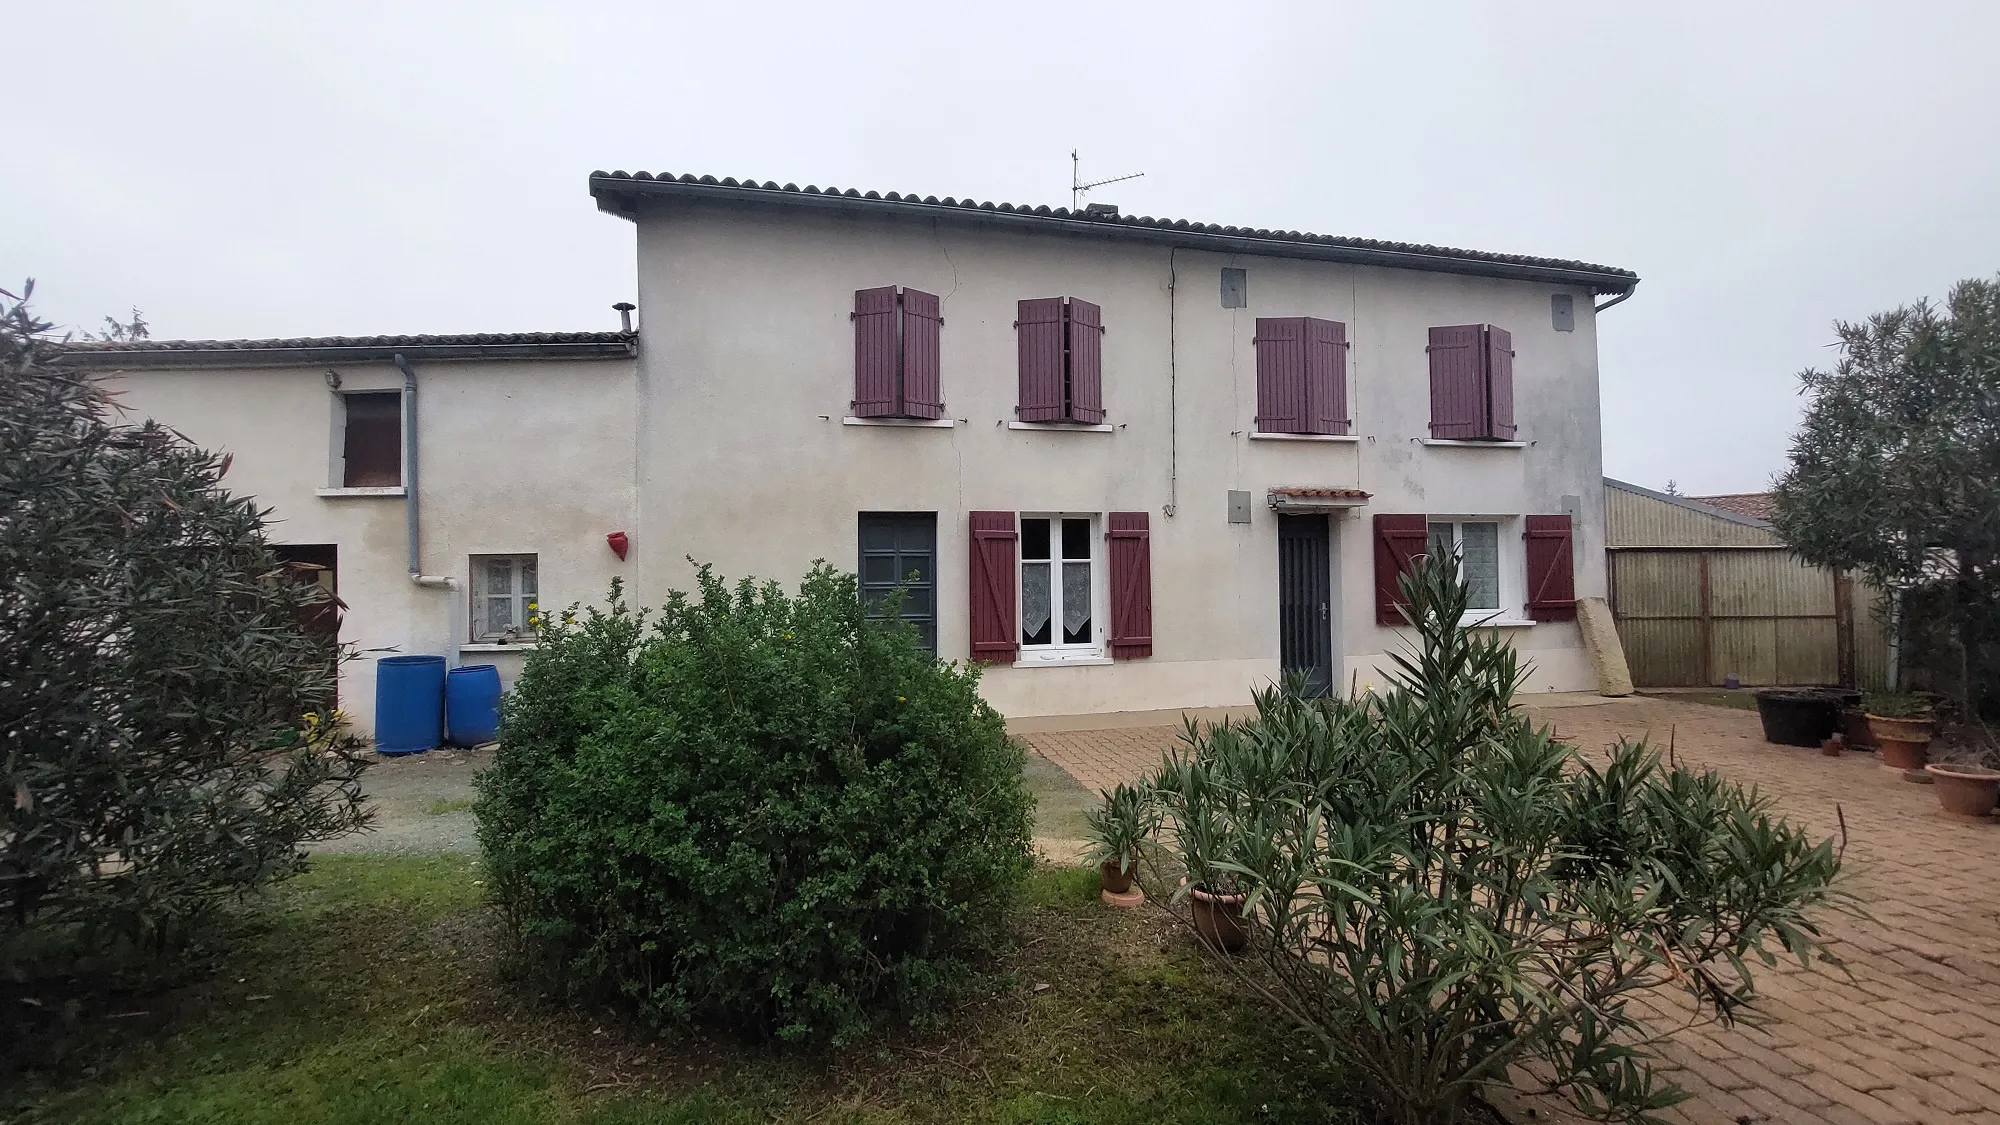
[
  {"left": 1149, "top": 555, "right": 1843, "bottom": 1125},
  {"left": 1771, "top": 276, "right": 2000, "bottom": 707},
  {"left": 0, "top": 282, "right": 369, "bottom": 953}
]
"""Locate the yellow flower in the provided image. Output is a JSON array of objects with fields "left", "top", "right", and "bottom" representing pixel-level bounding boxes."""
[{"left": 897, "top": 696, "right": 906, "bottom": 703}]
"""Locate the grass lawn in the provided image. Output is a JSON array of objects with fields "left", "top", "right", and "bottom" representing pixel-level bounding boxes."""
[{"left": 6, "top": 855, "right": 1364, "bottom": 1125}]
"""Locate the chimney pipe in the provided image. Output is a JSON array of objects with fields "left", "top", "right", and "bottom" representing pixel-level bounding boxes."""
[{"left": 613, "top": 302, "right": 635, "bottom": 333}]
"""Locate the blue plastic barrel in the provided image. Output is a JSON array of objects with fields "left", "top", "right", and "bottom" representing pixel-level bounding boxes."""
[
  {"left": 445, "top": 664, "right": 503, "bottom": 747},
  {"left": 374, "top": 654, "right": 446, "bottom": 755}
]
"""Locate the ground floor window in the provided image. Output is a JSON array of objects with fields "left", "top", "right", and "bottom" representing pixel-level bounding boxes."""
[
  {"left": 471, "top": 554, "right": 538, "bottom": 641},
  {"left": 1427, "top": 519, "right": 1512, "bottom": 619},
  {"left": 1021, "top": 514, "right": 1098, "bottom": 654}
]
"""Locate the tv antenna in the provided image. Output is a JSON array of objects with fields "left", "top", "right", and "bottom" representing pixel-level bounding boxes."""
[{"left": 1071, "top": 149, "right": 1144, "bottom": 211}]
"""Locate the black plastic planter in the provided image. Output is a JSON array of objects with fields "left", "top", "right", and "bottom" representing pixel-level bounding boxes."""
[{"left": 1754, "top": 690, "right": 1842, "bottom": 748}]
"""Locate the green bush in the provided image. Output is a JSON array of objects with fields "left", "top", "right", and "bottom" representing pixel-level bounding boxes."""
[
  {"left": 1149, "top": 553, "right": 1843, "bottom": 1125},
  {"left": 476, "top": 565, "right": 1035, "bottom": 1046}
]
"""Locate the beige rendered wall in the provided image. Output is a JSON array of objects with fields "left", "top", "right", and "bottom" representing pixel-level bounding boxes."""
[
  {"left": 104, "top": 357, "right": 638, "bottom": 736},
  {"left": 629, "top": 202, "right": 1610, "bottom": 714}
]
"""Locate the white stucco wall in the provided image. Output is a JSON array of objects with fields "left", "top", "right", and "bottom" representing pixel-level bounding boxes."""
[
  {"left": 628, "top": 202, "right": 1611, "bottom": 715},
  {"left": 98, "top": 200, "right": 1613, "bottom": 739},
  {"left": 104, "top": 357, "right": 637, "bottom": 736}
]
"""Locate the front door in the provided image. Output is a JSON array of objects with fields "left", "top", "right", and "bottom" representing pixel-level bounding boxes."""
[
  {"left": 272, "top": 544, "right": 340, "bottom": 706},
  {"left": 858, "top": 512, "right": 937, "bottom": 654},
  {"left": 1278, "top": 515, "right": 1332, "bottom": 698}
]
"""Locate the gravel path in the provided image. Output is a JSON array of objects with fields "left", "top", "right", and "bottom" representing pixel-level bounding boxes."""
[
  {"left": 311, "top": 746, "right": 489, "bottom": 855},
  {"left": 314, "top": 742, "right": 1098, "bottom": 862}
]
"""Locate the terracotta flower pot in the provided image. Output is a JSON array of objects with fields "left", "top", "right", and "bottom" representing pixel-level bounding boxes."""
[
  {"left": 1868, "top": 714, "right": 1935, "bottom": 773},
  {"left": 1099, "top": 858, "right": 1135, "bottom": 896},
  {"left": 1188, "top": 886, "right": 1248, "bottom": 953},
  {"left": 1925, "top": 764, "right": 2000, "bottom": 823}
]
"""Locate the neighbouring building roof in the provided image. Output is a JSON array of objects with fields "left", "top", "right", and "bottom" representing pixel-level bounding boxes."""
[
  {"left": 1604, "top": 478, "right": 1782, "bottom": 549},
  {"left": 52, "top": 331, "right": 637, "bottom": 369},
  {"left": 590, "top": 172, "right": 1640, "bottom": 295},
  {"left": 1692, "top": 492, "right": 1777, "bottom": 522}
]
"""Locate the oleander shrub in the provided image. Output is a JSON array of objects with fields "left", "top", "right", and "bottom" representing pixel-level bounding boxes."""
[
  {"left": 477, "top": 564, "right": 1035, "bottom": 1046},
  {"left": 0, "top": 282, "right": 369, "bottom": 956},
  {"left": 1149, "top": 552, "right": 1844, "bottom": 1125}
]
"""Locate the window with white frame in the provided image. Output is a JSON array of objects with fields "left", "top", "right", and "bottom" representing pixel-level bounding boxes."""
[
  {"left": 1426, "top": 520, "right": 1516, "bottom": 621},
  {"left": 471, "top": 554, "right": 539, "bottom": 641},
  {"left": 1019, "top": 514, "right": 1101, "bottom": 656}
]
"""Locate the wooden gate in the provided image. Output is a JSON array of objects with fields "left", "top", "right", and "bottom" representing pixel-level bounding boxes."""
[{"left": 1608, "top": 547, "right": 1880, "bottom": 688}]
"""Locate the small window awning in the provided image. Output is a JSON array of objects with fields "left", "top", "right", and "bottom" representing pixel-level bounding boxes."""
[{"left": 1268, "top": 487, "right": 1371, "bottom": 513}]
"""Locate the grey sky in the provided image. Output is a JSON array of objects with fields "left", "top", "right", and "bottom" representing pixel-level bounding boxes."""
[{"left": 9, "top": 1, "right": 1998, "bottom": 495}]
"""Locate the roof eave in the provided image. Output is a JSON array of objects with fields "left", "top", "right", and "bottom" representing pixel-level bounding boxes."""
[
  {"left": 52, "top": 339, "right": 637, "bottom": 370},
  {"left": 590, "top": 177, "right": 1638, "bottom": 296}
]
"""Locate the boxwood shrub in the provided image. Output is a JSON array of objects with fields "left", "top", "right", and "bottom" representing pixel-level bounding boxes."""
[{"left": 476, "top": 564, "right": 1034, "bottom": 1045}]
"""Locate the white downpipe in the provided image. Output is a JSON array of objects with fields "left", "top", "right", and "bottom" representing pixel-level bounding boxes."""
[{"left": 395, "top": 352, "right": 456, "bottom": 590}]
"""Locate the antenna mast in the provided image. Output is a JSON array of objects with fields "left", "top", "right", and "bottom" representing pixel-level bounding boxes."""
[{"left": 1071, "top": 148, "right": 1145, "bottom": 211}]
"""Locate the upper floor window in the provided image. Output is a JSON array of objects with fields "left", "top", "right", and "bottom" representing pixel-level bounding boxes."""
[
  {"left": 1254, "top": 317, "right": 1350, "bottom": 435},
  {"left": 340, "top": 391, "right": 402, "bottom": 487},
  {"left": 1015, "top": 297, "right": 1104, "bottom": 424},
  {"left": 852, "top": 286, "right": 944, "bottom": 419},
  {"left": 1426, "top": 324, "right": 1516, "bottom": 440}
]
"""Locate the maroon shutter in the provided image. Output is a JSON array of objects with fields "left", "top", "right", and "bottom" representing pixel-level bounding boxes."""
[
  {"left": 1107, "top": 511, "right": 1153, "bottom": 658},
  {"left": 1253, "top": 317, "right": 1307, "bottom": 433},
  {"left": 1427, "top": 324, "right": 1486, "bottom": 439},
  {"left": 1016, "top": 298, "right": 1066, "bottom": 422},
  {"left": 1065, "top": 297, "right": 1105, "bottom": 424},
  {"left": 1304, "top": 317, "right": 1350, "bottom": 436},
  {"left": 1524, "top": 514, "right": 1577, "bottom": 621},
  {"left": 1486, "top": 325, "right": 1516, "bottom": 440},
  {"left": 853, "top": 287, "right": 900, "bottom": 418},
  {"left": 968, "top": 511, "right": 1019, "bottom": 661},
  {"left": 1374, "top": 513, "right": 1431, "bottom": 625},
  {"left": 900, "top": 288, "right": 943, "bottom": 419}
]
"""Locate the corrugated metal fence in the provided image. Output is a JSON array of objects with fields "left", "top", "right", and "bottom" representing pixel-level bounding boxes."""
[{"left": 1605, "top": 481, "right": 1890, "bottom": 690}]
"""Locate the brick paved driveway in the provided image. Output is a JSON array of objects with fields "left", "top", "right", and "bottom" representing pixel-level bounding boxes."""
[{"left": 1023, "top": 696, "right": 2000, "bottom": 1125}]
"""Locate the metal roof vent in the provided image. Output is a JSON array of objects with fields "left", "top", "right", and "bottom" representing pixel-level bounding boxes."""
[{"left": 1085, "top": 202, "right": 1120, "bottom": 217}]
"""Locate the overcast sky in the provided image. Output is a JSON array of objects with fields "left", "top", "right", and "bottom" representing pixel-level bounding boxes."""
[{"left": 8, "top": 1, "right": 1998, "bottom": 495}]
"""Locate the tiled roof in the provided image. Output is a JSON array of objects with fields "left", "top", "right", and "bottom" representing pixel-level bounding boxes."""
[
  {"left": 590, "top": 172, "right": 1639, "bottom": 294},
  {"left": 1693, "top": 493, "right": 1777, "bottom": 521},
  {"left": 53, "top": 331, "right": 635, "bottom": 368}
]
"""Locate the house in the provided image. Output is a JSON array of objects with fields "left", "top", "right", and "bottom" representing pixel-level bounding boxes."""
[
  {"left": 1602, "top": 478, "right": 1888, "bottom": 688},
  {"left": 57, "top": 173, "right": 1639, "bottom": 739}
]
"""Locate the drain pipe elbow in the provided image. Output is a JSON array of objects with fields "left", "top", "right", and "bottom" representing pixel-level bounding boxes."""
[
  {"left": 394, "top": 352, "right": 454, "bottom": 589},
  {"left": 1593, "top": 283, "right": 1638, "bottom": 314}
]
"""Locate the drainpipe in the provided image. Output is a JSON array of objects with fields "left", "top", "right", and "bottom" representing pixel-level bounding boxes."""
[
  {"left": 1593, "top": 284, "right": 1638, "bottom": 314},
  {"left": 394, "top": 353, "right": 454, "bottom": 589}
]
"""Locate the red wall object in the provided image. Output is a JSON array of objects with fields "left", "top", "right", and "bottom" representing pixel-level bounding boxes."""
[{"left": 606, "top": 531, "right": 629, "bottom": 560}]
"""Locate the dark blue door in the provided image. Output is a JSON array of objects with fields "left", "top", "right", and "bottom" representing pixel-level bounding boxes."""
[
  {"left": 858, "top": 512, "right": 937, "bottom": 654},
  {"left": 1278, "top": 515, "right": 1332, "bottom": 698}
]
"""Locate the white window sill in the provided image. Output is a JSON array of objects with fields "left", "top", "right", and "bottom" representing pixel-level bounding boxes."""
[
  {"left": 1463, "top": 617, "right": 1536, "bottom": 629},
  {"left": 316, "top": 486, "right": 406, "bottom": 498},
  {"left": 842, "top": 416, "right": 956, "bottom": 428},
  {"left": 461, "top": 642, "right": 539, "bottom": 652},
  {"left": 1420, "top": 439, "right": 1526, "bottom": 449},
  {"left": 1011, "top": 653, "right": 1113, "bottom": 668},
  {"left": 1250, "top": 431, "right": 1359, "bottom": 443},
  {"left": 1008, "top": 421, "right": 1114, "bottom": 433}
]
